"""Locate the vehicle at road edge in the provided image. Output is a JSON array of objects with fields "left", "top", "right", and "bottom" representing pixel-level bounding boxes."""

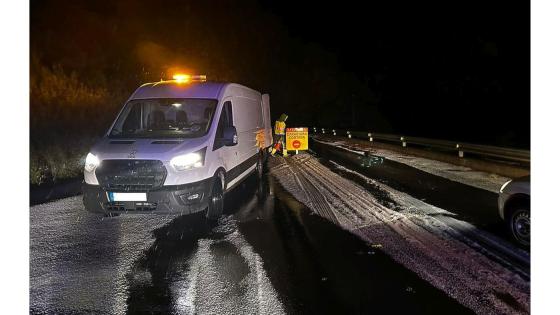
[
  {"left": 83, "top": 74, "right": 273, "bottom": 219},
  {"left": 498, "top": 176, "right": 530, "bottom": 247}
]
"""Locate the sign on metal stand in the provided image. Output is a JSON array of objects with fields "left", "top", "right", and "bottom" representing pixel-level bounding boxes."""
[{"left": 286, "top": 127, "right": 309, "bottom": 151}]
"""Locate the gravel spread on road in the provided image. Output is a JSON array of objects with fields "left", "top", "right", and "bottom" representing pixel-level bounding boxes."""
[{"left": 268, "top": 153, "right": 529, "bottom": 315}]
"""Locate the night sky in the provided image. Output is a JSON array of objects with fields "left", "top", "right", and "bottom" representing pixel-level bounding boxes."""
[{"left": 31, "top": 0, "right": 530, "bottom": 148}]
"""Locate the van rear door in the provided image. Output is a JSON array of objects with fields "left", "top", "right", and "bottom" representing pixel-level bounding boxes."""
[{"left": 261, "top": 94, "right": 273, "bottom": 147}]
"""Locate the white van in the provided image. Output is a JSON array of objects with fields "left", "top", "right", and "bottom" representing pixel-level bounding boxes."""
[{"left": 82, "top": 75, "right": 273, "bottom": 218}]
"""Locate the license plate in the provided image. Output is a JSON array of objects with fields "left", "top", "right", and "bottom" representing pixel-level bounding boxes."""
[{"left": 108, "top": 192, "right": 147, "bottom": 202}]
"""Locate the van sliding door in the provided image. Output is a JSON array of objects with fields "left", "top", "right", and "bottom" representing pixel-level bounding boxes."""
[{"left": 231, "top": 96, "right": 261, "bottom": 173}]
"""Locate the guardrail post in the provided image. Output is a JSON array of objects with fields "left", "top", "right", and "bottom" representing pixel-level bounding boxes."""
[
  {"left": 322, "top": 128, "right": 325, "bottom": 134},
  {"left": 332, "top": 129, "right": 336, "bottom": 136},
  {"left": 313, "top": 127, "right": 317, "bottom": 133},
  {"left": 368, "top": 133, "right": 373, "bottom": 142},
  {"left": 456, "top": 144, "right": 464, "bottom": 158},
  {"left": 401, "top": 136, "right": 407, "bottom": 147},
  {"left": 347, "top": 131, "right": 352, "bottom": 139}
]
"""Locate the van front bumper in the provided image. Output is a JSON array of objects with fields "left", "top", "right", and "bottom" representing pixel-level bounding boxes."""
[{"left": 82, "top": 178, "right": 212, "bottom": 215}]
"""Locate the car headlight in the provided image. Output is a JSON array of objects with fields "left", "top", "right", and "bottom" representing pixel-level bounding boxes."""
[
  {"left": 170, "top": 148, "right": 206, "bottom": 171},
  {"left": 500, "top": 180, "right": 512, "bottom": 193},
  {"left": 85, "top": 152, "right": 100, "bottom": 172}
]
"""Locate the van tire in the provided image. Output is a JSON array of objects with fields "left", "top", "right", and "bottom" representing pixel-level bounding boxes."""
[{"left": 206, "top": 177, "right": 224, "bottom": 220}]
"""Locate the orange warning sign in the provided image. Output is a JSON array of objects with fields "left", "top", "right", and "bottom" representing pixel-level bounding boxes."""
[{"left": 286, "top": 127, "right": 308, "bottom": 151}]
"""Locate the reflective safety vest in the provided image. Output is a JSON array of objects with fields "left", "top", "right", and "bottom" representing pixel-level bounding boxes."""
[{"left": 274, "top": 121, "right": 286, "bottom": 135}]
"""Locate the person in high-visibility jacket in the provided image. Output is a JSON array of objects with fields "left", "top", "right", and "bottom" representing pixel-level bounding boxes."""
[{"left": 270, "top": 113, "right": 288, "bottom": 156}]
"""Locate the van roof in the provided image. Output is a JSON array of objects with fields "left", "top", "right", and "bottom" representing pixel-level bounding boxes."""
[{"left": 130, "top": 81, "right": 228, "bottom": 100}]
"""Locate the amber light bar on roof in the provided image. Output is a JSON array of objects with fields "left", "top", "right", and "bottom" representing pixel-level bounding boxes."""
[{"left": 172, "top": 74, "right": 207, "bottom": 83}]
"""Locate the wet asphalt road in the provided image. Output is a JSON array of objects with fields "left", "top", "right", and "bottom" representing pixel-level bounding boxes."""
[
  {"left": 30, "top": 172, "right": 472, "bottom": 314},
  {"left": 311, "top": 140, "right": 513, "bottom": 241}
]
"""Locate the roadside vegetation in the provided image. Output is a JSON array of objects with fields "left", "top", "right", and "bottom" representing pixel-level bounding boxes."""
[{"left": 30, "top": 55, "right": 127, "bottom": 185}]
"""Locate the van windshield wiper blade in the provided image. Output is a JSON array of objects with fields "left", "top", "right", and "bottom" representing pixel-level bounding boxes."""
[{"left": 148, "top": 127, "right": 180, "bottom": 132}]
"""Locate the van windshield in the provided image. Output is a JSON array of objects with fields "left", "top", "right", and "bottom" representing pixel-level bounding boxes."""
[{"left": 109, "top": 98, "right": 218, "bottom": 138}]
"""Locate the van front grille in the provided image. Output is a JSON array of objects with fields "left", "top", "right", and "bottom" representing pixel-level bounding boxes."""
[{"left": 96, "top": 160, "right": 167, "bottom": 191}]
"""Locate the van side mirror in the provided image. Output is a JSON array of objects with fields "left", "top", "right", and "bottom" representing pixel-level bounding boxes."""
[{"left": 222, "top": 126, "right": 238, "bottom": 146}]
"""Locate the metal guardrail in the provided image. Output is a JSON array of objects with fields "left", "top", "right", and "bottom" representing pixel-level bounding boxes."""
[{"left": 312, "top": 127, "right": 530, "bottom": 164}]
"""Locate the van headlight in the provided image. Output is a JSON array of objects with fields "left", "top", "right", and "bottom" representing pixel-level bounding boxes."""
[
  {"left": 170, "top": 148, "right": 206, "bottom": 171},
  {"left": 85, "top": 153, "right": 100, "bottom": 172}
]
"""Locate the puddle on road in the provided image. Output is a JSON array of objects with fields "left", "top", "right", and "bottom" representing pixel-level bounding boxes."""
[
  {"left": 125, "top": 171, "right": 473, "bottom": 314},
  {"left": 125, "top": 177, "right": 285, "bottom": 315}
]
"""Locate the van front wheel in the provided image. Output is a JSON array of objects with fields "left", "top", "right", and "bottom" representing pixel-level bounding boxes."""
[{"left": 206, "top": 178, "right": 224, "bottom": 220}]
